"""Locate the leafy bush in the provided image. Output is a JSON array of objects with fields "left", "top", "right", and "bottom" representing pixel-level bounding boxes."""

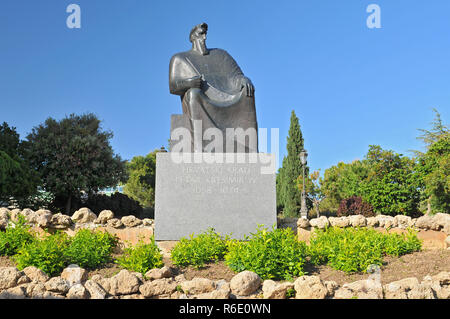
[
  {"left": 171, "top": 228, "right": 229, "bottom": 268},
  {"left": 337, "top": 196, "right": 375, "bottom": 217},
  {"left": 224, "top": 226, "right": 308, "bottom": 280},
  {"left": 0, "top": 215, "right": 36, "bottom": 256},
  {"left": 116, "top": 236, "right": 163, "bottom": 274},
  {"left": 308, "top": 227, "right": 422, "bottom": 273},
  {"left": 65, "top": 229, "right": 118, "bottom": 269},
  {"left": 14, "top": 232, "right": 71, "bottom": 276}
]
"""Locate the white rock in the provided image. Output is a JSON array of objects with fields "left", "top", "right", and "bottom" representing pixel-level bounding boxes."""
[
  {"left": 71, "top": 207, "right": 97, "bottom": 223},
  {"left": 230, "top": 271, "right": 262, "bottom": 296},
  {"left": 294, "top": 275, "right": 328, "bottom": 299},
  {"left": 309, "top": 216, "right": 329, "bottom": 229}
]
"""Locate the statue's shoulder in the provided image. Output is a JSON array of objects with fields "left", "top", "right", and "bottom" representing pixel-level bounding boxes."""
[
  {"left": 170, "top": 51, "right": 190, "bottom": 62},
  {"left": 209, "top": 48, "right": 231, "bottom": 56}
]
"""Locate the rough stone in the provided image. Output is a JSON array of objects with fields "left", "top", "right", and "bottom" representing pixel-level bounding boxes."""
[
  {"left": 20, "top": 208, "right": 35, "bottom": 222},
  {"left": 71, "top": 207, "right": 97, "bottom": 223},
  {"left": 0, "top": 286, "right": 27, "bottom": 299},
  {"left": 349, "top": 215, "right": 367, "bottom": 227},
  {"left": 262, "top": 280, "right": 294, "bottom": 299},
  {"left": 328, "top": 217, "right": 350, "bottom": 228},
  {"left": 95, "top": 210, "right": 115, "bottom": 224},
  {"left": 309, "top": 216, "right": 329, "bottom": 229},
  {"left": 61, "top": 265, "right": 88, "bottom": 286},
  {"left": 107, "top": 269, "right": 141, "bottom": 296},
  {"left": 383, "top": 277, "right": 420, "bottom": 299},
  {"left": 376, "top": 215, "right": 396, "bottom": 228},
  {"left": 415, "top": 215, "right": 434, "bottom": 230},
  {"left": 50, "top": 213, "right": 72, "bottom": 229},
  {"left": 29, "top": 282, "right": 46, "bottom": 299},
  {"left": 324, "top": 280, "right": 339, "bottom": 298},
  {"left": 296, "top": 218, "right": 310, "bottom": 229},
  {"left": 0, "top": 267, "right": 22, "bottom": 290},
  {"left": 366, "top": 217, "right": 379, "bottom": 227},
  {"left": 139, "top": 278, "right": 177, "bottom": 297},
  {"left": 44, "top": 277, "right": 70, "bottom": 294},
  {"left": 180, "top": 277, "right": 216, "bottom": 295},
  {"left": 145, "top": 266, "right": 173, "bottom": 280},
  {"left": 0, "top": 207, "right": 9, "bottom": 220},
  {"left": 143, "top": 218, "right": 154, "bottom": 226},
  {"left": 84, "top": 280, "right": 107, "bottom": 299},
  {"left": 230, "top": 271, "right": 262, "bottom": 296},
  {"left": 9, "top": 209, "right": 21, "bottom": 222},
  {"left": 107, "top": 218, "right": 124, "bottom": 229},
  {"left": 394, "top": 215, "right": 413, "bottom": 229},
  {"left": 121, "top": 215, "right": 142, "bottom": 228},
  {"left": 66, "top": 284, "right": 89, "bottom": 299},
  {"left": 334, "top": 279, "right": 383, "bottom": 299},
  {"left": 22, "top": 266, "right": 49, "bottom": 283},
  {"left": 0, "top": 218, "right": 7, "bottom": 230},
  {"left": 294, "top": 275, "right": 328, "bottom": 299},
  {"left": 33, "top": 209, "right": 53, "bottom": 228},
  {"left": 432, "top": 213, "right": 450, "bottom": 231},
  {"left": 431, "top": 271, "right": 450, "bottom": 286}
]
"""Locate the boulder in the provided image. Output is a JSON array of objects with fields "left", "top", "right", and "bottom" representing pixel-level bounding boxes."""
[
  {"left": 0, "top": 218, "right": 7, "bottom": 230},
  {"left": 294, "top": 275, "right": 328, "bottom": 299},
  {"left": 0, "top": 286, "right": 27, "bottom": 299},
  {"left": 121, "top": 215, "right": 142, "bottom": 228},
  {"left": 107, "top": 218, "right": 124, "bottom": 229},
  {"left": 324, "top": 280, "right": 339, "bottom": 298},
  {"left": 0, "top": 267, "right": 22, "bottom": 290},
  {"left": 22, "top": 266, "right": 49, "bottom": 283},
  {"left": 28, "top": 282, "right": 46, "bottom": 299},
  {"left": 334, "top": 279, "right": 383, "bottom": 299},
  {"left": 20, "top": 208, "right": 35, "bottom": 222},
  {"left": 9, "top": 209, "right": 21, "bottom": 222},
  {"left": 296, "top": 218, "right": 310, "bottom": 229},
  {"left": 192, "top": 281, "right": 231, "bottom": 299},
  {"left": 383, "top": 277, "right": 420, "bottom": 299},
  {"left": 366, "top": 217, "right": 379, "bottom": 228},
  {"left": 66, "top": 284, "right": 89, "bottom": 299},
  {"left": 328, "top": 217, "right": 350, "bottom": 228},
  {"left": 107, "top": 269, "right": 141, "bottom": 296},
  {"left": 84, "top": 280, "right": 107, "bottom": 299},
  {"left": 71, "top": 207, "right": 97, "bottom": 223},
  {"left": 145, "top": 266, "right": 173, "bottom": 280},
  {"left": 432, "top": 213, "right": 450, "bottom": 231},
  {"left": 0, "top": 207, "right": 10, "bottom": 220},
  {"left": 415, "top": 215, "right": 434, "bottom": 230},
  {"left": 230, "top": 271, "right": 262, "bottom": 296},
  {"left": 139, "top": 278, "right": 177, "bottom": 298},
  {"left": 33, "top": 209, "right": 53, "bottom": 228},
  {"left": 143, "top": 218, "right": 154, "bottom": 226},
  {"left": 61, "top": 265, "right": 88, "bottom": 286},
  {"left": 431, "top": 271, "right": 450, "bottom": 286},
  {"left": 394, "top": 215, "right": 413, "bottom": 229},
  {"left": 50, "top": 213, "right": 72, "bottom": 229},
  {"left": 262, "top": 280, "right": 294, "bottom": 299},
  {"left": 44, "top": 277, "right": 70, "bottom": 294},
  {"left": 349, "top": 215, "right": 367, "bottom": 227},
  {"left": 376, "top": 215, "right": 396, "bottom": 229},
  {"left": 95, "top": 210, "right": 115, "bottom": 224},
  {"left": 180, "top": 277, "right": 216, "bottom": 295},
  {"left": 309, "top": 216, "right": 329, "bottom": 229}
]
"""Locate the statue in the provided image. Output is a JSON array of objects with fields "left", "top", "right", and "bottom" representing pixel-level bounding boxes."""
[{"left": 169, "top": 23, "right": 258, "bottom": 153}]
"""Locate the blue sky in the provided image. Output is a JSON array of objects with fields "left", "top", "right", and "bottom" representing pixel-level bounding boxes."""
[{"left": 1, "top": 0, "right": 449, "bottom": 175}]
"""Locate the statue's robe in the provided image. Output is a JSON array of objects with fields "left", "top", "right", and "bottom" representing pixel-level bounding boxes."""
[{"left": 169, "top": 48, "right": 258, "bottom": 153}]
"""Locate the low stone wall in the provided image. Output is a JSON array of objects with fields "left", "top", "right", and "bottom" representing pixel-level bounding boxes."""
[
  {"left": 0, "top": 265, "right": 449, "bottom": 299},
  {"left": 297, "top": 214, "right": 450, "bottom": 250},
  {"left": 0, "top": 207, "right": 154, "bottom": 246}
]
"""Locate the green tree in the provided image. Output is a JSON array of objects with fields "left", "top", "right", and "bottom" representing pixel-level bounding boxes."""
[
  {"left": 277, "top": 111, "right": 308, "bottom": 217},
  {"left": 123, "top": 150, "right": 159, "bottom": 209},
  {"left": 0, "top": 122, "right": 38, "bottom": 204},
  {"left": 359, "top": 145, "right": 421, "bottom": 216},
  {"left": 24, "top": 113, "right": 127, "bottom": 214}
]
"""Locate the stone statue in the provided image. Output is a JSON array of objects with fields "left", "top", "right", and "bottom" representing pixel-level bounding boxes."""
[{"left": 169, "top": 23, "right": 258, "bottom": 153}]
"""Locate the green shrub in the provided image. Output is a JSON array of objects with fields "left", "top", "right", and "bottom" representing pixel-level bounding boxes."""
[
  {"left": 14, "top": 232, "right": 71, "bottom": 276},
  {"left": 0, "top": 215, "right": 36, "bottom": 256},
  {"left": 65, "top": 229, "right": 118, "bottom": 269},
  {"left": 224, "top": 226, "right": 308, "bottom": 280},
  {"left": 116, "top": 236, "right": 163, "bottom": 274},
  {"left": 308, "top": 227, "right": 422, "bottom": 273},
  {"left": 171, "top": 228, "right": 229, "bottom": 268}
]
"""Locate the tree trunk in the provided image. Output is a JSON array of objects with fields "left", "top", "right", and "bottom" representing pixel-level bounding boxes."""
[{"left": 65, "top": 194, "right": 72, "bottom": 215}]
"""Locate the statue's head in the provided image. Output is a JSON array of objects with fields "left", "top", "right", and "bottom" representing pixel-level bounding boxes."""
[{"left": 189, "top": 23, "right": 208, "bottom": 44}]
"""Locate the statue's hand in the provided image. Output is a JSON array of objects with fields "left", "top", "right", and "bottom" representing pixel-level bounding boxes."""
[
  {"left": 240, "top": 77, "right": 254, "bottom": 97},
  {"left": 185, "top": 75, "right": 202, "bottom": 89}
]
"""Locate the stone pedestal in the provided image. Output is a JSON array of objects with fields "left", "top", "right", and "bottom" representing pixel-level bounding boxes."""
[{"left": 154, "top": 153, "right": 276, "bottom": 240}]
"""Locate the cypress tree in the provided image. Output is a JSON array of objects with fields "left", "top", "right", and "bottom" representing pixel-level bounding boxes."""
[{"left": 277, "top": 110, "right": 308, "bottom": 217}]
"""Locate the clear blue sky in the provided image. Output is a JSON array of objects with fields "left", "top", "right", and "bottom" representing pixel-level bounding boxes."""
[{"left": 1, "top": 0, "right": 449, "bottom": 175}]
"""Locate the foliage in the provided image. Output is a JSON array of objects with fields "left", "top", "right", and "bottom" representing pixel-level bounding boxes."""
[
  {"left": 308, "top": 227, "right": 422, "bottom": 273},
  {"left": 337, "top": 196, "right": 375, "bottom": 217},
  {"left": 123, "top": 150, "right": 159, "bottom": 209},
  {"left": 224, "top": 226, "right": 308, "bottom": 280},
  {"left": 65, "top": 229, "right": 118, "bottom": 269},
  {"left": 277, "top": 111, "right": 309, "bottom": 217},
  {"left": 116, "top": 236, "right": 163, "bottom": 274},
  {"left": 24, "top": 113, "right": 127, "bottom": 213},
  {"left": 0, "top": 122, "right": 39, "bottom": 204},
  {"left": 14, "top": 232, "right": 71, "bottom": 277},
  {"left": 414, "top": 108, "right": 449, "bottom": 155},
  {"left": 0, "top": 215, "right": 36, "bottom": 256},
  {"left": 68, "top": 192, "right": 143, "bottom": 218},
  {"left": 171, "top": 228, "right": 229, "bottom": 268}
]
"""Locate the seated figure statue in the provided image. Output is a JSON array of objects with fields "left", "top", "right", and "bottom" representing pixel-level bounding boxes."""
[{"left": 169, "top": 23, "right": 258, "bottom": 153}]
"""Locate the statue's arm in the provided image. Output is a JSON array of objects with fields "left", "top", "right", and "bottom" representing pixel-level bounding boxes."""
[
  {"left": 220, "top": 49, "right": 255, "bottom": 97},
  {"left": 169, "top": 55, "right": 201, "bottom": 96}
]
